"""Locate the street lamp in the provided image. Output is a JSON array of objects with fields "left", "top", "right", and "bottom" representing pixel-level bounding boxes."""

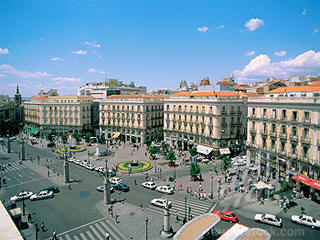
[
  {"left": 210, "top": 169, "right": 214, "bottom": 199},
  {"left": 173, "top": 163, "right": 176, "bottom": 180},
  {"left": 104, "top": 159, "right": 112, "bottom": 206},
  {"left": 145, "top": 217, "right": 149, "bottom": 240},
  {"left": 184, "top": 193, "right": 187, "bottom": 220}
]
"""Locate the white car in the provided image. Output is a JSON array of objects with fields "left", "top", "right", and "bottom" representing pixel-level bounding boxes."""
[
  {"left": 95, "top": 166, "right": 104, "bottom": 172},
  {"left": 30, "top": 190, "right": 54, "bottom": 201},
  {"left": 291, "top": 215, "right": 320, "bottom": 229},
  {"left": 10, "top": 191, "right": 33, "bottom": 201},
  {"left": 86, "top": 164, "right": 96, "bottom": 170},
  {"left": 80, "top": 160, "right": 88, "bottom": 167},
  {"left": 73, "top": 160, "right": 81, "bottom": 165},
  {"left": 68, "top": 157, "right": 75, "bottom": 163},
  {"left": 255, "top": 213, "right": 282, "bottom": 227},
  {"left": 109, "top": 177, "right": 122, "bottom": 184},
  {"left": 232, "top": 160, "right": 247, "bottom": 166},
  {"left": 156, "top": 185, "right": 174, "bottom": 194},
  {"left": 151, "top": 198, "right": 172, "bottom": 208},
  {"left": 142, "top": 181, "right": 157, "bottom": 190}
]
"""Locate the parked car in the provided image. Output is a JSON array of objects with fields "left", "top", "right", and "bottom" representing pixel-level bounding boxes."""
[
  {"left": 10, "top": 191, "right": 33, "bottom": 201},
  {"left": 73, "top": 160, "right": 81, "bottom": 165},
  {"left": 30, "top": 190, "right": 54, "bottom": 201},
  {"left": 9, "top": 136, "right": 16, "bottom": 141},
  {"left": 156, "top": 185, "right": 174, "bottom": 195},
  {"left": 85, "top": 164, "right": 96, "bottom": 170},
  {"left": 151, "top": 198, "right": 172, "bottom": 208},
  {"left": 232, "top": 159, "right": 247, "bottom": 167},
  {"left": 114, "top": 183, "right": 130, "bottom": 192},
  {"left": 254, "top": 213, "right": 282, "bottom": 227},
  {"left": 96, "top": 185, "right": 114, "bottom": 193},
  {"left": 80, "top": 160, "right": 88, "bottom": 167},
  {"left": 109, "top": 177, "right": 122, "bottom": 184},
  {"left": 47, "top": 142, "right": 55, "bottom": 148},
  {"left": 291, "top": 215, "right": 320, "bottom": 229},
  {"left": 213, "top": 210, "right": 239, "bottom": 222},
  {"left": 142, "top": 181, "right": 157, "bottom": 190},
  {"left": 40, "top": 186, "right": 60, "bottom": 193},
  {"left": 95, "top": 166, "right": 104, "bottom": 172}
]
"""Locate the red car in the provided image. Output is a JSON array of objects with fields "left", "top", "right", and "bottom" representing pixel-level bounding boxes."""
[{"left": 214, "top": 210, "right": 239, "bottom": 222}]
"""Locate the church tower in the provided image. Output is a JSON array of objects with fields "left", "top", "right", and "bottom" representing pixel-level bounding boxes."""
[{"left": 14, "top": 84, "right": 22, "bottom": 105}]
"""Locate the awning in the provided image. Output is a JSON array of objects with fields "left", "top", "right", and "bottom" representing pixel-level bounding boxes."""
[
  {"left": 112, "top": 132, "right": 121, "bottom": 139},
  {"left": 252, "top": 181, "right": 273, "bottom": 190},
  {"left": 292, "top": 174, "right": 312, "bottom": 186},
  {"left": 309, "top": 180, "right": 320, "bottom": 191},
  {"left": 196, "top": 145, "right": 213, "bottom": 155},
  {"left": 29, "top": 128, "right": 40, "bottom": 135},
  {"left": 219, "top": 148, "right": 231, "bottom": 155}
]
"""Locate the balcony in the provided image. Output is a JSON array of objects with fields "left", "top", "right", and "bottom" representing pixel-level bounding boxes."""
[
  {"left": 301, "top": 135, "right": 310, "bottom": 144},
  {"left": 291, "top": 116, "right": 298, "bottom": 123},
  {"left": 221, "top": 122, "right": 227, "bottom": 127},
  {"left": 289, "top": 134, "right": 298, "bottom": 141},
  {"left": 270, "top": 131, "right": 277, "bottom": 137},
  {"left": 250, "top": 129, "right": 256, "bottom": 134},
  {"left": 237, "top": 111, "right": 242, "bottom": 115},
  {"left": 280, "top": 116, "right": 287, "bottom": 121},
  {"left": 280, "top": 132, "right": 287, "bottom": 138},
  {"left": 221, "top": 111, "right": 227, "bottom": 115},
  {"left": 303, "top": 118, "right": 311, "bottom": 124},
  {"left": 230, "top": 111, "right": 236, "bottom": 115}
]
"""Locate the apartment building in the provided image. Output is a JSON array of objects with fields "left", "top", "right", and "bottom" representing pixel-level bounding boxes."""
[
  {"left": 163, "top": 92, "right": 247, "bottom": 156},
  {"left": 99, "top": 94, "right": 167, "bottom": 143},
  {"left": 246, "top": 86, "right": 320, "bottom": 186},
  {"left": 24, "top": 96, "right": 93, "bottom": 136}
]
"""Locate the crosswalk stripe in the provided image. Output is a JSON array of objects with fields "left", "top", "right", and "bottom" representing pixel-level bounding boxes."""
[
  {"left": 147, "top": 205, "right": 206, "bottom": 217},
  {"left": 99, "top": 221, "right": 121, "bottom": 240},
  {"left": 89, "top": 225, "right": 103, "bottom": 240},
  {"left": 168, "top": 200, "right": 210, "bottom": 211},
  {"left": 80, "top": 233, "right": 88, "bottom": 240},
  {"left": 85, "top": 231, "right": 96, "bottom": 240},
  {"left": 94, "top": 223, "right": 110, "bottom": 240},
  {"left": 64, "top": 234, "right": 72, "bottom": 240},
  {"left": 73, "top": 236, "right": 80, "bottom": 240}
]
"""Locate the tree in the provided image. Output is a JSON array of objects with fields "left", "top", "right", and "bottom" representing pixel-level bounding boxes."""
[
  {"left": 61, "top": 134, "right": 68, "bottom": 144},
  {"left": 166, "top": 150, "right": 176, "bottom": 162},
  {"left": 277, "top": 180, "right": 293, "bottom": 199},
  {"left": 190, "top": 162, "right": 201, "bottom": 178},
  {"left": 84, "top": 132, "right": 93, "bottom": 143},
  {"left": 149, "top": 146, "right": 158, "bottom": 155},
  {"left": 161, "top": 142, "right": 169, "bottom": 151},
  {"left": 144, "top": 139, "right": 151, "bottom": 147},
  {"left": 223, "top": 156, "right": 232, "bottom": 170},
  {"left": 131, "top": 136, "right": 137, "bottom": 144},
  {"left": 72, "top": 132, "right": 81, "bottom": 143},
  {"left": 189, "top": 147, "right": 198, "bottom": 157}
]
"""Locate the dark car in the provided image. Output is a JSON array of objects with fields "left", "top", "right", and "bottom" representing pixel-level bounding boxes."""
[
  {"left": 47, "top": 142, "right": 55, "bottom": 148},
  {"left": 114, "top": 183, "right": 130, "bottom": 192},
  {"left": 40, "top": 186, "right": 60, "bottom": 193}
]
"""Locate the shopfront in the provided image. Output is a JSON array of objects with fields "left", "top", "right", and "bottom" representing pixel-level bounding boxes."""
[
  {"left": 292, "top": 174, "right": 320, "bottom": 201},
  {"left": 278, "top": 158, "right": 287, "bottom": 182}
]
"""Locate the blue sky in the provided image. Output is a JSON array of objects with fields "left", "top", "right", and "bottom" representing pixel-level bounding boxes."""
[{"left": 1, "top": 0, "right": 319, "bottom": 97}]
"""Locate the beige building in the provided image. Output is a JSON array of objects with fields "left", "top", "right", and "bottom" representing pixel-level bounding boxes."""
[
  {"left": 163, "top": 92, "right": 247, "bottom": 155},
  {"left": 24, "top": 96, "right": 93, "bottom": 136},
  {"left": 99, "top": 94, "right": 168, "bottom": 143},
  {"left": 246, "top": 86, "right": 320, "bottom": 186}
]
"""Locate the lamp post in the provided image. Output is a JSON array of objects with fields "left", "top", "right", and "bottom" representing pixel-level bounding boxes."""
[
  {"left": 173, "top": 163, "right": 176, "bottom": 180},
  {"left": 161, "top": 199, "right": 173, "bottom": 238},
  {"left": 145, "top": 217, "right": 149, "bottom": 240},
  {"left": 104, "top": 159, "right": 112, "bottom": 206},
  {"left": 184, "top": 193, "right": 187, "bottom": 220},
  {"left": 63, "top": 145, "right": 70, "bottom": 183},
  {"left": 210, "top": 169, "right": 214, "bottom": 199}
]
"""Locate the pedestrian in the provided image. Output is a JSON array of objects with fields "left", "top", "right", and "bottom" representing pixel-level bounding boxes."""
[
  {"left": 183, "top": 217, "right": 187, "bottom": 225},
  {"left": 68, "top": 183, "right": 72, "bottom": 190},
  {"left": 105, "top": 232, "right": 110, "bottom": 240},
  {"left": 301, "top": 207, "right": 305, "bottom": 214},
  {"left": 52, "top": 230, "right": 57, "bottom": 240},
  {"left": 228, "top": 184, "right": 231, "bottom": 192},
  {"left": 115, "top": 214, "right": 119, "bottom": 223},
  {"left": 41, "top": 221, "right": 46, "bottom": 232},
  {"left": 27, "top": 213, "right": 32, "bottom": 223},
  {"left": 176, "top": 211, "right": 179, "bottom": 221}
]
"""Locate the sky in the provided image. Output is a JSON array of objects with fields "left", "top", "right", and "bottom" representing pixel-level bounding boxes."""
[{"left": 0, "top": 0, "right": 319, "bottom": 97}]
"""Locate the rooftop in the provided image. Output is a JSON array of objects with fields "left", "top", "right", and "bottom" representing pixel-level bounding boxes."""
[{"left": 267, "top": 85, "right": 320, "bottom": 93}]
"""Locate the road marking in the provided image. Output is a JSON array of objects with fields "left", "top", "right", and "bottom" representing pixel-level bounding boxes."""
[
  {"left": 73, "top": 236, "right": 80, "bottom": 240},
  {"left": 209, "top": 202, "right": 218, "bottom": 213},
  {"left": 17, "top": 173, "right": 23, "bottom": 178},
  {"left": 104, "top": 219, "right": 127, "bottom": 240},
  {"left": 64, "top": 234, "right": 72, "bottom": 240},
  {"left": 6, "top": 177, "right": 45, "bottom": 189},
  {"left": 86, "top": 231, "right": 95, "bottom": 240},
  {"left": 89, "top": 225, "right": 103, "bottom": 240},
  {"left": 80, "top": 233, "right": 88, "bottom": 240},
  {"left": 54, "top": 217, "right": 107, "bottom": 239}
]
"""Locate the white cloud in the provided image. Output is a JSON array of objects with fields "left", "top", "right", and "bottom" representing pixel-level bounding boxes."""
[
  {"left": 302, "top": 9, "right": 307, "bottom": 15},
  {"left": 88, "top": 68, "right": 105, "bottom": 74},
  {"left": 246, "top": 51, "right": 256, "bottom": 56},
  {"left": 314, "top": 28, "right": 319, "bottom": 34},
  {"left": 72, "top": 49, "right": 87, "bottom": 55},
  {"left": 216, "top": 25, "right": 224, "bottom": 30},
  {"left": 234, "top": 50, "right": 320, "bottom": 83},
  {"left": 0, "top": 64, "right": 52, "bottom": 78},
  {"left": 52, "top": 77, "right": 82, "bottom": 84},
  {"left": 85, "top": 41, "right": 102, "bottom": 48},
  {"left": 50, "top": 57, "right": 65, "bottom": 61},
  {"left": 0, "top": 48, "right": 9, "bottom": 55},
  {"left": 198, "top": 26, "right": 209, "bottom": 32},
  {"left": 245, "top": 18, "right": 264, "bottom": 31},
  {"left": 274, "top": 50, "right": 287, "bottom": 57},
  {"left": 0, "top": 74, "right": 5, "bottom": 77}
]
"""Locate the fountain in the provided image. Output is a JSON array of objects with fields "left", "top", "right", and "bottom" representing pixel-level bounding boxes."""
[{"left": 130, "top": 156, "right": 139, "bottom": 167}]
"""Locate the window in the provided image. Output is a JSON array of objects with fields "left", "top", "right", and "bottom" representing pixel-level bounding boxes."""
[
  {"left": 282, "top": 110, "right": 287, "bottom": 119},
  {"left": 263, "top": 108, "right": 267, "bottom": 117},
  {"left": 303, "top": 128, "right": 309, "bottom": 138},
  {"left": 231, "top": 106, "right": 234, "bottom": 113},
  {"left": 237, "top": 106, "right": 241, "bottom": 113},
  {"left": 196, "top": 106, "right": 199, "bottom": 112},
  {"left": 281, "top": 141, "right": 286, "bottom": 152},
  {"left": 272, "top": 109, "right": 277, "bottom": 119},
  {"left": 304, "top": 111, "right": 310, "bottom": 120},
  {"left": 179, "top": 105, "right": 181, "bottom": 111},
  {"left": 237, "top": 117, "right": 241, "bottom": 124},
  {"left": 231, "top": 117, "right": 234, "bottom": 124},
  {"left": 222, "top": 106, "right": 226, "bottom": 114},
  {"left": 252, "top": 108, "right": 256, "bottom": 116},
  {"left": 272, "top": 124, "right": 276, "bottom": 133},
  {"left": 252, "top": 121, "right": 256, "bottom": 129},
  {"left": 202, "top": 106, "right": 205, "bottom": 112},
  {"left": 303, "top": 146, "right": 309, "bottom": 158},
  {"left": 292, "top": 126, "right": 297, "bottom": 136},
  {"left": 271, "top": 139, "right": 276, "bottom": 149},
  {"left": 291, "top": 143, "right": 297, "bottom": 155},
  {"left": 281, "top": 125, "right": 286, "bottom": 134},
  {"left": 210, "top": 106, "right": 213, "bottom": 113},
  {"left": 251, "top": 135, "right": 256, "bottom": 144},
  {"left": 263, "top": 122, "right": 267, "bottom": 133}
]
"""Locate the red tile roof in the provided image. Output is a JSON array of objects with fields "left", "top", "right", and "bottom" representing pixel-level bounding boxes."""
[
  {"left": 309, "top": 81, "right": 320, "bottom": 86},
  {"left": 107, "top": 94, "right": 168, "bottom": 99},
  {"left": 172, "top": 91, "right": 240, "bottom": 97},
  {"left": 31, "top": 96, "right": 48, "bottom": 101},
  {"left": 267, "top": 86, "right": 320, "bottom": 93}
]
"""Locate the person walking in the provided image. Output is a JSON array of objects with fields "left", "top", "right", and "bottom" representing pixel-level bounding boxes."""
[
  {"left": 176, "top": 211, "right": 179, "bottom": 221},
  {"left": 27, "top": 213, "right": 32, "bottom": 223},
  {"left": 105, "top": 232, "right": 110, "bottom": 240},
  {"left": 115, "top": 214, "right": 119, "bottom": 223},
  {"left": 41, "top": 221, "right": 46, "bottom": 232},
  {"left": 52, "top": 230, "right": 57, "bottom": 240}
]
